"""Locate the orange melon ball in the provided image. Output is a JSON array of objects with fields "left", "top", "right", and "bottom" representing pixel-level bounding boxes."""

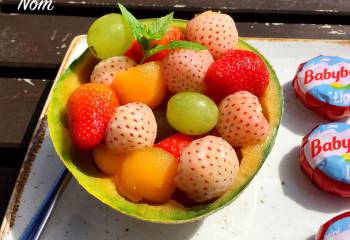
[
  {"left": 111, "top": 62, "right": 166, "bottom": 109},
  {"left": 114, "top": 147, "right": 178, "bottom": 203},
  {"left": 92, "top": 144, "right": 126, "bottom": 175}
]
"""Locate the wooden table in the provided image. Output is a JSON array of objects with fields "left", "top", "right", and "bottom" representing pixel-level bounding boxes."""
[{"left": 1, "top": 0, "right": 350, "bottom": 222}]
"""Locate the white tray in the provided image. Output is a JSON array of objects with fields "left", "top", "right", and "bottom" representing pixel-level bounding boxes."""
[{"left": 2, "top": 36, "right": 350, "bottom": 240}]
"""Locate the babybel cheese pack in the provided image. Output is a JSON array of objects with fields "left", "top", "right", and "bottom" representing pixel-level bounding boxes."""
[
  {"left": 293, "top": 56, "right": 350, "bottom": 120},
  {"left": 300, "top": 122, "right": 350, "bottom": 197},
  {"left": 316, "top": 212, "right": 350, "bottom": 240}
]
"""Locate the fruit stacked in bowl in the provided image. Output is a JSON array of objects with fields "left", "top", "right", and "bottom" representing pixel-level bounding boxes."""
[{"left": 48, "top": 4, "right": 283, "bottom": 223}]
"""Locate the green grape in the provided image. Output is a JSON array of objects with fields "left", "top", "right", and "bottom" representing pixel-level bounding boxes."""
[
  {"left": 87, "top": 13, "right": 133, "bottom": 59},
  {"left": 166, "top": 92, "right": 219, "bottom": 135}
]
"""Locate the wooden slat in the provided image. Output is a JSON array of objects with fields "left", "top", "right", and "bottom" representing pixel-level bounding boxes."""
[
  {"left": 0, "top": 14, "right": 94, "bottom": 68},
  {"left": 1, "top": 14, "right": 350, "bottom": 69},
  {"left": 0, "top": 167, "right": 20, "bottom": 221},
  {"left": 237, "top": 23, "right": 350, "bottom": 40},
  {"left": 5, "top": 0, "right": 350, "bottom": 16},
  {"left": 3, "top": 1, "right": 350, "bottom": 25},
  {"left": 0, "top": 78, "right": 49, "bottom": 148}
]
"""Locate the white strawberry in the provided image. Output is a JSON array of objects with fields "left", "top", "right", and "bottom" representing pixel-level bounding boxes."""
[
  {"left": 186, "top": 11, "right": 239, "bottom": 59},
  {"left": 175, "top": 136, "right": 239, "bottom": 202},
  {"left": 161, "top": 49, "right": 214, "bottom": 93},
  {"left": 216, "top": 91, "right": 269, "bottom": 147},
  {"left": 90, "top": 56, "right": 137, "bottom": 85},
  {"left": 105, "top": 102, "right": 157, "bottom": 153}
]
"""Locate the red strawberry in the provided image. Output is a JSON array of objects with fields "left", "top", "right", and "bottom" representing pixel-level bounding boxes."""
[
  {"left": 216, "top": 91, "right": 269, "bottom": 147},
  {"left": 161, "top": 49, "right": 214, "bottom": 93},
  {"left": 90, "top": 56, "right": 136, "bottom": 85},
  {"left": 204, "top": 49, "right": 269, "bottom": 102},
  {"left": 152, "top": 27, "right": 185, "bottom": 46},
  {"left": 154, "top": 133, "right": 193, "bottom": 160},
  {"left": 186, "top": 11, "right": 239, "bottom": 59},
  {"left": 105, "top": 102, "right": 157, "bottom": 153},
  {"left": 175, "top": 136, "right": 239, "bottom": 202},
  {"left": 145, "top": 27, "right": 185, "bottom": 62},
  {"left": 124, "top": 40, "right": 144, "bottom": 63},
  {"left": 67, "top": 83, "right": 119, "bottom": 149}
]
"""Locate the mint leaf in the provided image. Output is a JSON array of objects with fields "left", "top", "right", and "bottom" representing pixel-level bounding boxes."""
[
  {"left": 146, "top": 40, "right": 207, "bottom": 57},
  {"left": 118, "top": 3, "right": 146, "bottom": 43},
  {"left": 118, "top": 4, "right": 204, "bottom": 62},
  {"left": 148, "top": 12, "right": 174, "bottom": 40}
]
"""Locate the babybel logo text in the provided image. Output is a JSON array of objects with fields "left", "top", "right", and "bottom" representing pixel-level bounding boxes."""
[
  {"left": 311, "top": 136, "right": 350, "bottom": 158},
  {"left": 304, "top": 67, "right": 350, "bottom": 85},
  {"left": 17, "top": 0, "right": 54, "bottom": 11}
]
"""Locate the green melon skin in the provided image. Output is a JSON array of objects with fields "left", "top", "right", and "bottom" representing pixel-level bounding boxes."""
[{"left": 48, "top": 19, "right": 283, "bottom": 223}]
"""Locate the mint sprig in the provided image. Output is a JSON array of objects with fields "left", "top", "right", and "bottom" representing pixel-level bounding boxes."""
[
  {"left": 118, "top": 3, "right": 207, "bottom": 62},
  {"left": 146, "top": 41, "right": 207, "bottom": 57},
  {"left": 148, "top": 12, "right": 174, "bottom": 40},
  {"left": 118, "top": 3, "right": 146, "bottom": 44}
]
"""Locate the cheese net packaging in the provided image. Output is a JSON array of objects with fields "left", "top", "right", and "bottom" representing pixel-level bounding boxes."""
[
  {"left": 293, "top": 56, "right": 350, "bottom": 120},
  {"left": 316, "top": 212, "right": 350, "bottom": 240},
  {"left": 300, "top": 122, "right": 350, "bottom": 197}
]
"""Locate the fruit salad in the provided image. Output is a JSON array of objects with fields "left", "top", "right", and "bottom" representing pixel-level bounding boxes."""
[{"left": 48, "top": 3, "right": 283, "bottom": 222}]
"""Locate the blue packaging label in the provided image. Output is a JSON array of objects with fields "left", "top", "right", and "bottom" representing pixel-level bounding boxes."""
[
  {"left": 304, "top": 123, "right": 350, "bottom": 183},
  {"left": 324, "top": 216, "right": 350, "bottom": 240},
  {"left": 297, "top": 56, "right": 350, "bottom": 107}
]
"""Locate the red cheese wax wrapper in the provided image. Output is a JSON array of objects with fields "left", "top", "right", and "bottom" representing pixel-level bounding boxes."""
[
  {"left": 316, "top": 212, "right": 350, "bottom": 240},
  {"left": 293, "top": 56, "right": 350, "bottom": 120},
  {"left": 300, "top": 122, "right": 350, "bottom": 197}
]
